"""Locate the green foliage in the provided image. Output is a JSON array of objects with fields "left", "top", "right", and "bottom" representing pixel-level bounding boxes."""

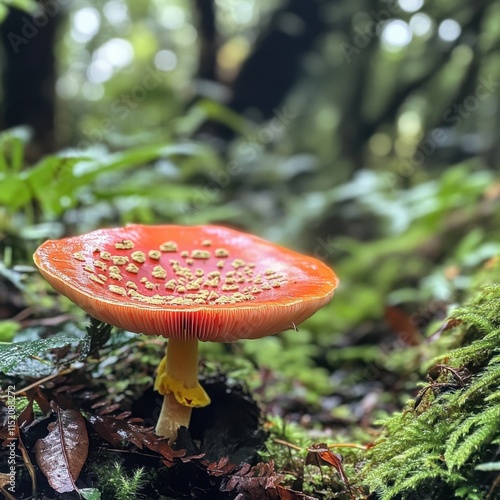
[
  {"left": 80, "top": 488, "right": 102, "bottom": 500},
  {"left": 79, "top": 317, "right": 113, "bottom": 360},
  {"left": 0, "top": 320, "right": 20, "bottom": 342},
  {"left": 91, "top": 461, "right": 146, "bottom": 500},
  {"left": 362, "top": 282, "right": 500, "bottom": 499},
  {"left": 0, "top": 336, "right": 79, "bottom": 375},
  {"left": 0, "top": 0, "right": 35, "bottom": 14},
  {"left": 0, "top": 128, "right": 226, "bottom": 246}
]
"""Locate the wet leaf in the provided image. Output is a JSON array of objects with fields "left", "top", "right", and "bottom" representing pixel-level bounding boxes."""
[
  {"left": 89, "top": 414, "right": 185, "bottom": 463},
  {"left": 34, "top": 405, "right": 89, "bottom": 493},
  {"left": 80, "top": 488, "right": 102, "bottom": 499},
  {"left": 0, "top": 336, "right": 78, "bottom": 375}
]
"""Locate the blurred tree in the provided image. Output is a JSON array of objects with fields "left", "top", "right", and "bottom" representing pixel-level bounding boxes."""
[
  {"left": 228, "top": 0, "right": 327, "bottom": 121},
  {"left": 195, "top": 0, "right": 218, "bottom": 81},
  {"left": 0, "top": 0, "right": 61, "bottom": 156}
]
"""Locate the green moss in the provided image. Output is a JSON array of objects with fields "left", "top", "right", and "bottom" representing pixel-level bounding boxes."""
[
  {"left": 89, "top": 457, "right": 147, "bottom": 500},
  {"left": 361, "top": 282, "right": 500, "bottom": 499}
]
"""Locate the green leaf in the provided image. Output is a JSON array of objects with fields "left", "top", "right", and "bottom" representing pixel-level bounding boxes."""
[
  {"left": 0, "top": 4, "right": 8, "bottom": 22},
  {"left": 0, "top": 261, "right": 27, "bottom": 291},
  {"left": 79, "top": 317, "right": 113, "bottom": 360},
  {"left": 475, "top": 462, "right": 500, "bottom": 471},
  {"left": 1, "top": 0, "right": 37, "bottom": 14},
  {"left": 26, "top": 155, "right": 84, "bottom": 216},
  {"left": 0, "top": 174, "right": 31, "bottom": 210},
  {"left": 174, "top": 99, "right": 248, "bottom": 136},
  {"left": 72, "top": 143, "right": 204, "bottom": 180},
  {"left": 80, "top": 489, "right": 101, "bottom": 500},
  {"left": 0, "top": 336, "right": 79, "bottom": 374},
  {"left": 0, "top": 320, "right": 20, "bottom": 342},
  {"left": 0, "top": 126, "right": 31, "bottom": 173}
]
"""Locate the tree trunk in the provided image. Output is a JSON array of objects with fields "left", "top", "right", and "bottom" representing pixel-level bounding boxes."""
[{"left": 0, "top": 1, "right": 60, "bottom": 157}]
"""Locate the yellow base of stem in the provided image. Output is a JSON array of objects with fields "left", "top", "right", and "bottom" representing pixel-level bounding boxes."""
[
  {"left": 154, "top": 338, "right": 211, "bottom": 441},
  {"left": 155, "top": 393, "right": 192, "bottom": 441}
]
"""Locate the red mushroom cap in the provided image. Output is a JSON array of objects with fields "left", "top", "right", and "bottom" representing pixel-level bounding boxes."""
[{"left": 33, "top": 225, "right": 339, "bottom": 342}]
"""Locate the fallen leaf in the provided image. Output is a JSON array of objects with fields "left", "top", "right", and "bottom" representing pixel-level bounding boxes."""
[
  {"left": 33, "top": 388, "right": 51, "bottom": 414},
  {"left": 384, "top": 305, "right": 421, "bottom": 346},
  {"left": 80, "top": 487, "right": 102, "bottom": 500},
  {"left": 18, "top": 398, "right": 34, "bottom": 428},
  {"left": 305, "top": 444, "right": 353, "bottom": 498},
  {"left": 224, "top": 461, "right": 284, "bottom": 499},
  {"left": 276, "top": 485, "right": 318, "bottom": 500},
  {"left": 34, "top": 405, "right": 89, "bottom": 493},
  {"left": 427, "top": 318, "right": 462, "bottom": 343},
  {"left": 204, "top": 456, "right": 238, "bottom": 476},
  {"left": 89, "top": 414, "right": 186, "bottom": 464}
]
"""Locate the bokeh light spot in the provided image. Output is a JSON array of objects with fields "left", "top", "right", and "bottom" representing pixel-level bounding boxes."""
[
  {"left": 381, "top": 20, "right": 412, "bottom": 51},
  {"left": 154, "top": 50, "right": 178, "bottom": 71},
  {"left": 71, "top": 7, "right": 100, "bottom": 43},
  {"left": 438, "top": 19, "right": 461, "bottom": 42}
]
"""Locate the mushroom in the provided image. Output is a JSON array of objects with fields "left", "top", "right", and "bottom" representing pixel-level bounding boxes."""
[{"left": 33, "top": 224, "right": 339, "bottom": 441}]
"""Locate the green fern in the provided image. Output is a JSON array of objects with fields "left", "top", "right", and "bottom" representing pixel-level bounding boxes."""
[
  {"left": 362, "top": 281, "right": 500, "bottom": 499},
  {"left": 445, "top": 405, "right": 500, "bottom": 469}
]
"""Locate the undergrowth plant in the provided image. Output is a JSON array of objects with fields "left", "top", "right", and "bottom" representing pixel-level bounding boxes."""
[
  {"left": 90, "top": 460, "right": 147, "bottom": 500},
  {"left": 362, "top": 275, "right": 500, "bottom": 499}
]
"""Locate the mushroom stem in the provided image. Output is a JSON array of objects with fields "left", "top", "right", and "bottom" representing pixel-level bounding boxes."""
[
  {"left": 154, "top": 338, "right": 210, "bottom": 441},
  {"left": 156, "top": 393, "right": 193, "bottom": 441}
]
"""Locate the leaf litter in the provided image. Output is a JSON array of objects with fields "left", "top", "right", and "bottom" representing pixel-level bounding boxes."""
[
  {"left": 1, "top": 319, "right": 360, "bottom": 498},
  {"left": 34, "top": 402, "right": 89, "bottom": 493}
]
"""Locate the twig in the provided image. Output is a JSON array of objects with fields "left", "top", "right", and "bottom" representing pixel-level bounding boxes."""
[
  {"left": 13, "top": 368, "right": 74, "bottom": 396},
  {"left": 273, "top": 438, "right": 368, "bottom": 451}
]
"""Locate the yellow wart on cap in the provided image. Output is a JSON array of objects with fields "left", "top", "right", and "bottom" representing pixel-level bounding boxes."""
[
  {"left": 109, "top": 285, "right": 127, "bottom": 296},
  {"left": 160, "top": 241, "right": 178, "bottom": 252},
  {"left": 149, "top": 250, "right": 161, "bottom": 260},
  {"left": 131, "top": 251, "right": 146, "bottom": 263},
  {"left": 115, "top": 239, "right": 134, "bottom": 250}
]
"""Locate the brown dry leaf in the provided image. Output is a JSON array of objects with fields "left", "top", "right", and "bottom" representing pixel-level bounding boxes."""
[
  {"left": 383, "top": 305, "right": 421, "bottom": 346},
  {"left": 18, "top": 398, "right": 34, "bottom": 428},
  {"left": 89, "top": 414, "right": 186, "bottom": 464},
  {"left": 427, "top": 318, "right": 463, "bottom": 343},
  {"left": 225, "top": 462, "right": 320, "bottom": 500},
  {"left": 224, "top": 461, "right": 284, "bottom": 499},
  {"left": 276, "top": 485, "right": 318, "bottom": 500},
  {"left": 204, "top": 456, "right": 238, "bottom": 476},
  {"left": 34, "top": 406, "right": 89, "bottom": 493},
  {"left": 305, "top": 444, "right": 354, "bottom": 499}
]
